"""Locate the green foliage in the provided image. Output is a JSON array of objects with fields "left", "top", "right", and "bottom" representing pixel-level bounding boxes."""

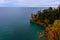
[{"left": 36, "top": 5, "right": 60, "bottom": 24}]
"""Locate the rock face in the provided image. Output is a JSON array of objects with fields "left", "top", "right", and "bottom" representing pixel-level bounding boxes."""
[
  {"left": 39, "top": 27, "right": 60, "bottom": 40},
  {"left": 30, "top": 14, "right": 48, "bottom": 27},
  {"left": 39, "top": 20, "right": 60, "bottom": 40},
  {"left": 53, "top": 20, "right": 60, "bottom": 27}
]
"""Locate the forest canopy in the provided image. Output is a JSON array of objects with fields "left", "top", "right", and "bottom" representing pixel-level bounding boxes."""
[{"left": 34, "top": 5, "right": 60, "bottom": 24}]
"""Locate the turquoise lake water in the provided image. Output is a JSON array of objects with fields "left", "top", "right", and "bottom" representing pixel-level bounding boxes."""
[{"left": 0, "top": 7, "right": 47, "bottom": 40}]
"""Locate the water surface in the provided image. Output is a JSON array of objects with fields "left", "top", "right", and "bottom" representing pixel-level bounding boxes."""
[{"left": 0, "top": 7, "right": 46, "bottom": 40}]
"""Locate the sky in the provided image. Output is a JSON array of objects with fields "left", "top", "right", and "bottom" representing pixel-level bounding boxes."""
[{"left": 0, "top": 0, "right": 60, "bottom": 7}]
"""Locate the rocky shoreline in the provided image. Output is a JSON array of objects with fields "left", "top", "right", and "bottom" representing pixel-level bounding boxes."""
[
  {"left": 38, "top": 20, "right": 60, "bottom": 40},
  {"left": 30, "top": 5, "right": 60, "bottom": 40},
  {"left": 30, "top": 19, "right": 47, "bottom": 27}
]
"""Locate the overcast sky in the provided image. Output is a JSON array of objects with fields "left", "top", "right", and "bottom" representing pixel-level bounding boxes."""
[{"left": 0, "top": 0, "right": 60, "bottom": 7}]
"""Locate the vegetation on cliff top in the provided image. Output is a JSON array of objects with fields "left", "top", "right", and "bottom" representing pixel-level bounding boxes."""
[{"left": 31, "top": 5, "right": 60, "bottom": 24}]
